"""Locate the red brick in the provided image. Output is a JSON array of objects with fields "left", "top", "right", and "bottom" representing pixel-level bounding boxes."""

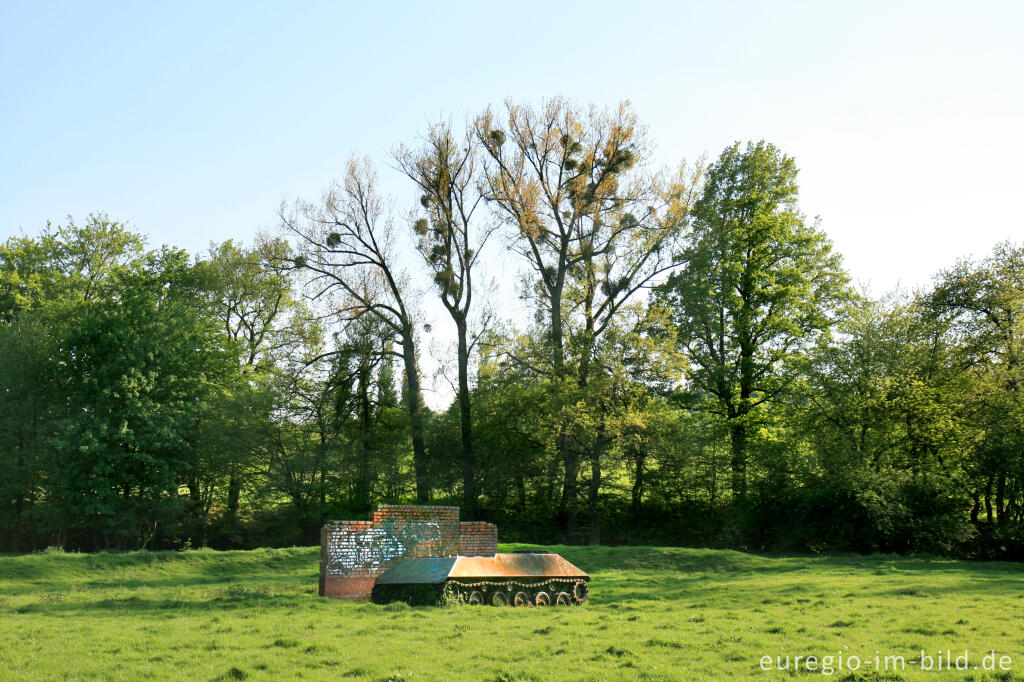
[{"left": 319, "top": 505, "right": 498, "bottom": 599}]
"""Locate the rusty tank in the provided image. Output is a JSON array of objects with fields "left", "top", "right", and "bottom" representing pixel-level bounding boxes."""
[
  {"left": 372, "top": 551, "right": 590, "bottom": 606},
  {"left": 319, "top": 505, "right": 590, "bottom": 606}
]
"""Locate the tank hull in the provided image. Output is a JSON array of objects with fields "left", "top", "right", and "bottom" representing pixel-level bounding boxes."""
[{"left": 372, "top": 553, "right": 590, "bottom": 606}]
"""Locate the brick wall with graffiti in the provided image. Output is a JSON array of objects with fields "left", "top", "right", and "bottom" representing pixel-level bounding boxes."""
[{"left": 319, "top": 505, "right": 498, "bottom": 599}]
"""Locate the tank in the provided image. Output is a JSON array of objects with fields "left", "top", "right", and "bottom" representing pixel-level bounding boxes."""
[
  {"left": 319, "top": 505, "right": 591, "bottom": 605},
  {"left": 372, "top": 551, "right": 590, "bottom": 606}
]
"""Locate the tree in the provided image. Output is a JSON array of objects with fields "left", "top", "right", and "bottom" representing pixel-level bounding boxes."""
[
  {"left": 195, "top": 238, "right": 319, "bottom": 537},
  {"left": 0, "top": 314, "right": 55, "bottom": 550},
  {"left": 0, "top": 235, "right": 49, "bottom": 322},
  {"left": 795, "top": 294, "right": 976, "bottom": 476},
  {"left": 929, "top": 242, "right": 1024, "bottom": 530},
  {"left": 395, "top": 121, "right": 497, "bottom": 517},
  {"left": 568, "top": 302, "right": 686, "bottom": 543},
  {"left": 475, "top": 97, "right": 696, "bottom": 540},
  {"left": 329, "top": 314, "right": 404, "bottom": 511},
  {"left": 257, "top": 349, "right": 342, "bottom": 543},
  {"left": 0, "top": 214, "right": 146, "bottom": 323},
  {"left": 202, "top": 238, "right": 317, "bottom": 371},
  {"left": 0, "top": 216, "right": 170, "bottom": 550},
  {"left": 658, "top": 141, "right": 849, "bottom": 502},
  {"left": 785, "top": 294, "right": 978, "bottom": 552},
  {"left": 49, "top": 248, "right": 232, "bottom": 549},
  {"left": 281, "top": 158, "right": 432, "bottom": 503}
]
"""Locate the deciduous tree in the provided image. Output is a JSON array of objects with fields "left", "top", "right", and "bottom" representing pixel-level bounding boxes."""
[
  {"left": 658, "top": 141, "right": 849, "bottom": 502},
  {"left": 395, "top": 122, "right": 496, "bottom": 516},
  {"left": 281, "top": 159, "right": 432, "bottom": 502},
  {"left": 476, "top": 97, "right": 696, "bottom": 540}
]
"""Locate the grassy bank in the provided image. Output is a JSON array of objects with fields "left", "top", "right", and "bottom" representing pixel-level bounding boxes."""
[{"left": 1, "top": 545, "right": 1022, "bottom": 680}]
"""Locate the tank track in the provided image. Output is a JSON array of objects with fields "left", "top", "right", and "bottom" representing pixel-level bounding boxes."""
[{"left": 445, "top": 577, "right": 589, "bottom": 606}]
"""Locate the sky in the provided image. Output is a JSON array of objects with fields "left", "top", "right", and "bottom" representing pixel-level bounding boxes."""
[{"left": 2, "top": 0, "right": 1022, "bottom": 406}]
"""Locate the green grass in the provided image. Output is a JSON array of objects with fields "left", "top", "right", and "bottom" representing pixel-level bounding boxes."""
[{"left": 1, "top": 545, "right": 1023, "bottom": 680}]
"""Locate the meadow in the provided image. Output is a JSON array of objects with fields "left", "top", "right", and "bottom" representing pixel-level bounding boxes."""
[{"left": 1, "top": 545, "right": 1022, "bottom": 681}]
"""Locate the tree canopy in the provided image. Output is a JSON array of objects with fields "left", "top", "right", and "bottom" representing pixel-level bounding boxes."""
[{"left": 1, "top": 106, "right": 1021, "bottom": 560}]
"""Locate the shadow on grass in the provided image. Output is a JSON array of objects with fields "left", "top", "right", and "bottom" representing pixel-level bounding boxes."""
[
  {"left": 13, "top": 571, "right": 321, "bottom": 594},
  {"left": 12, "top": 591, "right": 322, "bottom": 616},
  {"left": 0, "top": 547, "right": 318, "bottom": 594},
  {"left": 13, "top": 574, "right": 1023, "bottom": 619}
]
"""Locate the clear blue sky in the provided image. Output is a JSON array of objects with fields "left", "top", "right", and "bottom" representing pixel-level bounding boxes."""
[{"left": 2, "top": 1, "right": 1022, "bottom": 403}]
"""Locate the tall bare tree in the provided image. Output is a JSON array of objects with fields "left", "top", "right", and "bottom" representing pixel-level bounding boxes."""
[
  {"left": 280, "top": 158, "right": 431, "bottom": 503},
  {"left": 475, "top": 98, "right": 698, "bottom": 541},
  {"left": 395, "top": 122, "right": 496, "bottom": 517}
]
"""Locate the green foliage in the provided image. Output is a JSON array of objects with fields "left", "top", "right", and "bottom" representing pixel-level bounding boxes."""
[
  {"left": 660, "top": 141, "right": 850, "bottom": 404},
  {"left": 0, "top": 314, "right": 57, "bottom": 549},
  {"left": 47, "top": 249, "right": 231, "bottom": 549},
  {"left": 657, "top": 140, "right": 850, "bottom": 502},
  {"left": 1, "top": 112, "right": 1022, "bottom": 561},
  {"left": 0, "top": 214, "right": 146, "bottom": 322}
]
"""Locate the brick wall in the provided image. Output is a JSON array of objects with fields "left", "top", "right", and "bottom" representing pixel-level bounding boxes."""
[
  {"left": 459, "top": 521, "right": 498, "bottom": 556},
  {"left": 319, "top": 505, "right": 498, "bottom": 599}
]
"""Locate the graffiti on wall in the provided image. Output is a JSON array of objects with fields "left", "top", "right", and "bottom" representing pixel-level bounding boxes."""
[
  {"left": 319, "top": 505, "right": 499, "bottom": 599},
  {"left": 324, "top": 521, "right": 441, "bottom": 576}
]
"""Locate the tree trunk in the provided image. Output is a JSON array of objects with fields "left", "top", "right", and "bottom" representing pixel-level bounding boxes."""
[
  {"left": 355, "top": 362, "right": 373, "bottom": 510},
  {"left": 516, "top": 474, "right": 527, "bottom": 511},
  {"left": 227, "top": 473, "right": 241, "bottom": 519},
  {"left": 401, "top": 330, "right": 430, "bottom": 503},
  {"left": 550, "top": 284, "right": 564, "bottom": 372},
  {"left": 563, "top": 441, "right": 580, "bottom": 544},
  {"left": 729, "top": 421, "right": 747, "bottom": 501},
  {"left": 985, "top": 475, "right": 994, "bottom": 524},
  {"left": 996, "top": 471, "right": 1007, "bottom": 527},
  {"left": 631, "top": 452, "right": 645, "bottom": 519},
  {"left": 188, "top": 478, "right": 205, "bottom": 546},
  {"left": 14, "top": 447, "right": 25, "bottom": 552},
  {"left": 709, "top": 445, "right": 718, "bottom": 506},
  {"left": 548, "top": 284, "right": 579, "bottom": 543},
  {"left": 588, "top": 456, "right": 601, "bottom": 545},
  {"left": 733, "top": 304, "right": 754, "bottom": 503},
  {"left": 456, "top": 315, "right": 475, "bottom": 518}
]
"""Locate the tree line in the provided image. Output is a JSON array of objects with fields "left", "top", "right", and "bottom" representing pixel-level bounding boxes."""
[{"left": 1, "top": 98, "right": 1021, "bottom": 558}]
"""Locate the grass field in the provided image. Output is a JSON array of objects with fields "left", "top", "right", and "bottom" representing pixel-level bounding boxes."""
[{"left": 1, "top": 545, "right": 1023, "bottom": 681}]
